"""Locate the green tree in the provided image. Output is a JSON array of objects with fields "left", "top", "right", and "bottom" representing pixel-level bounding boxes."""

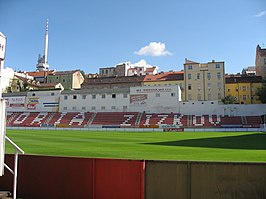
[
  {"left": 257, "top": 78, "right": 266, "bottom": 103},
  {"left": 222, "top": 95, "right": 237, "bottom": 104},
  {"left": 21, "top": 81, "right": 29, "bottom": 91}
]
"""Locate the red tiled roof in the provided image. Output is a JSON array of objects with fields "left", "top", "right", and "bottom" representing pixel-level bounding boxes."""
[
  {"left": 144, "top": 71, "right": 184, "bottom": 82},
  {"left": 225, "top": 75, "right": 263, "bottom": 83},
  {"left": 27, "top": 70, "right": 55, "bottom": 77},
  {"left": 145, "top": 67, "right": 156, "bottom": 72}
]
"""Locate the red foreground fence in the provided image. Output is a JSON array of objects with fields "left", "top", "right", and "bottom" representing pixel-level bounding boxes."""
[{"left": 0, "top": 155, "right": 145, "bottom": 199}]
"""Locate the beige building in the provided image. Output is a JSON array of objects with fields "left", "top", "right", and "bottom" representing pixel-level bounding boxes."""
[
  {"left": 99, "top": 62, "right": 130, "bottom": 77},
  {"left": 47, "top": 70, "right": 84, "bottom": 90},
  {"left": 184, "top": 59, "right": 225, "bottom": 101},
  {"left": 99, "top": 61, "right": 158, "bottom": 77},
  {"left": 255, "top": 45, "right": 266, "bottom": 77}
]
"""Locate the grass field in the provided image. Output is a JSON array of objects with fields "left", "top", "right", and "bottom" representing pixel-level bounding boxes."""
[{"left": 5, "top": 129, "right": 266, "bottom": 162}]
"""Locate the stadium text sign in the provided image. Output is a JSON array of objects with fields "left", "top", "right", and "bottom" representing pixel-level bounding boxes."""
[{"left": 135, "top": 87, "right": 172, "bottom": 94}]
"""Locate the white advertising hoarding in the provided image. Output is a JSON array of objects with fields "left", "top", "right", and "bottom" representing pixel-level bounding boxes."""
[{"left": 5, "top": 96, "right": 26, "bottom": 109}]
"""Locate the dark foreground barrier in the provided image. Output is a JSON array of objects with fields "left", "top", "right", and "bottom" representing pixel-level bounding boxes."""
[
  {"left": 1, "top": 155, "right": 266, "bottom": 199},
  {"left": 0, "top": 155, "right": 145, "bottom": 199},
  {"left": 145, "top": 160, "right": 266, "bottom": 199}
]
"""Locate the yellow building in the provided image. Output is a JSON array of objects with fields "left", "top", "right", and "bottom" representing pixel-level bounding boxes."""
[
  {"left": 142, "top": 71, "right": 185, "bottom": 100},
  {"left": 184, "top": 59, "right": 225, "bottom": 101},
  {"left": 225, "top": 75, "right": 263, "bottom": 104}
]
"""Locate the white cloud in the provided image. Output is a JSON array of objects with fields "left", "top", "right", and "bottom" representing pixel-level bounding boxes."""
[
  {"left": 135, "top": 42, "right": 172, "bottom": 56},
  {"left": 133, "top": 59, "right": 151, "bottom": 67},
  {"left": 255, "top": 10, "right": 266, "bottom": 17}
]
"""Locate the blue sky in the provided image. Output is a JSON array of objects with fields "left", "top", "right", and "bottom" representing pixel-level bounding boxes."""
[{"left": 1, "top": 0, "right": 265, "bottom": 74}]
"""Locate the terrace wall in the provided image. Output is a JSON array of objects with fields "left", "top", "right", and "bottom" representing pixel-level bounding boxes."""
[{"left": 145, "top": 161, "right": 266, "bottom": 199}]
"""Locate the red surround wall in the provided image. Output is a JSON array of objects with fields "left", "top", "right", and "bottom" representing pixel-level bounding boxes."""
[{"left": 0, "top": 155, "right": 145, "bottom": 199}]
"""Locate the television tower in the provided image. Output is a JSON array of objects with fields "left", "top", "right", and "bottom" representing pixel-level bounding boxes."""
[{"left": 36, "top": 19, "right": 49, "bottom": 71}]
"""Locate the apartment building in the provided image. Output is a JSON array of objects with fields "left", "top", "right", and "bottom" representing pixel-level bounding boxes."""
[
  {"left": 47, "top": 70, "right": 84, "bottom": 90},
  {"left": 142, "top": 71, "right": 184, "bottom": 100},
  {"left": 255, "top": 45, "right": 266, "bottom": 77},
  {"left": 225, "top": 75, "right": 263, "bottom": 104},
  {"left": 184, "top": 59, "right": 225, "bottom": 101}
]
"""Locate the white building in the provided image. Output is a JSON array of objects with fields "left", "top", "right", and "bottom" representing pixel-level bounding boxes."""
[
  {"left": 3, "top": 85, "right": 266, "bottom": 116},
  {"left": 59, "top": 85, "right": 181, "bottom": 113}
]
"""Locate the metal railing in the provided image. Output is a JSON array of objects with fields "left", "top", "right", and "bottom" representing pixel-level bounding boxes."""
[{"left": 4, "top": 136, "right": 24, "bottom": 199}]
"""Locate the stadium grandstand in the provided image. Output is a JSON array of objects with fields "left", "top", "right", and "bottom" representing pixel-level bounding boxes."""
[{"left": 3, "top": 85, "right": 266, "bottom": 131}]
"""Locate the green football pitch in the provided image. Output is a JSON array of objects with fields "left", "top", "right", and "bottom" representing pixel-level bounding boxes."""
[{"left": 5, "top": 129, "right": 266, "bottom": 162}]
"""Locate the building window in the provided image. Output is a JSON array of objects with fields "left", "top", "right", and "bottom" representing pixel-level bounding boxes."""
[
  {"left": 207, "top": 73, "right": 211, "bottom": 79},
  {"left": 188, "top": 74, "right": 192, "bottom": 79},
  {"left": 72, "top": 106, "right": 76, "bottom": 110},
  {"left": 243, "top": 95, "right": 247, "bottom": 100},
  {"left": 82, "top": 106, "right": 86, "bottom": 111},
  {"left": 197, "top": 94, "right": 201, "bottom": 100},
  {"left": 217, "top": 82, "right": 221, "bottom": 89},
  {"left": 123, "top": 94, "right": 127, "bottom": 98},
  {"left": 91, "top": 106, "right": 96, "bottom": 111},
  {"left": 102, "top": 94, "right": 106, "bottom": 99},
  {"left": 228, "top": 88, "right": 230, "bottom": 92},
  {"left": 112, "top": 94, "right": 116, "bottom": 99},
  {"left": 217, "top": 72, "right": 221, "bottom": 79},
  {"left": 156, "top": 93, "right": 160, "bottom": 97},
  {"left": 197, "top": 73, "right": 200, "bottom": 79},
  {"left": 188, "top": 94, "right": 192, "bottom": 100},
  {"left": 64, "top": 95, "right": 68, "bottom": 100},
  {"left": 123, "top": 106, "right": 127, "bottom": 111},
  {"left": 188, "top": 84, "right": 192, "bottom": 90},
  {"left": 63, "top": 107, "right": 67, "bottom": 110},
  {"left": 51, "top": 93, "right": 55, "bottom": 96},
  {"left": 73, "top": 95, "right": 77, "bottom": 99},
  {"left": 242, "top": 86, "right": 247, "bottom": 91},
  {"left": 111, "top": 106, "right": 116, "bottom": 110},
  {"left": 218, "top": 93, "right": 221, "bottom": 100},
  {"left": 235, "top": 87, "right": 238, "bottom": 92},
  {"left": 63, "top": 79, "right": 65, "bottom": 82},
  {"left": 92, "top": 95, "right": 96, "bottom": 99},
  {"left": 251, "top": 86, "right": 254, "bottom": 92},
  {"left": 216, "top": 63, "right": 220, "bottom": 68},
  {"left": 101, "top": 106, "right": 105, "bottom": 110},
  {"left": 264, "top": 58, "right": 266, "bottom": 64},
  {"left": 188, "top": 65, "right": 193, "bottom": 70},
  {"left": 208, "top": 93, "right": 211, "bottom": 100},
  {"left": 207, "top": 83, "right": 211, "bottom": 89},
  {"left": 82, "top": 95, "right": 86, "bottom": 99},
  {"left": 32, "top": 93, "right": 35, "bottom": 96},
  {"left": 171, "top": 93, "right": 176, "bottom": 97}
]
